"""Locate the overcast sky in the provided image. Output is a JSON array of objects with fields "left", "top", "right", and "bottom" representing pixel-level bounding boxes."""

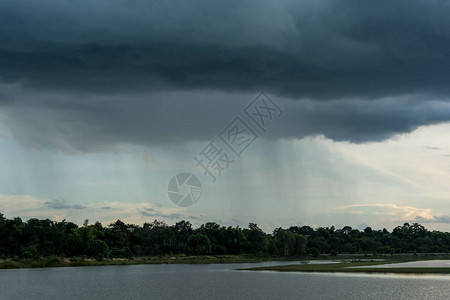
[{"left": 1, "top": 0, "right": 450, "bottom": 232}]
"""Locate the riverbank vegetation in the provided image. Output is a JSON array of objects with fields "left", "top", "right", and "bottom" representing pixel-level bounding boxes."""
[
  {"left": 0, "top": 254, "right": 276, "bottom": 269},
  {"left": 243, "top": 260, "right": 450, "bottom": 274}
]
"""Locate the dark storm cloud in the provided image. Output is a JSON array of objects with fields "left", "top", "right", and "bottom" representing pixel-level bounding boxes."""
[
  {"left": 269, "top": 97, "right": 450, "bottom": 143},
  {"left": 2, "top": 0, "right": 450, "bottom": 150},
  {"left": 1, "top": 89, "right": 246, "bottom": 152},
  {"left": 1, "top": 0, "right": 450, "bottom": 99},
  {"left": 5, "top": 88, "right": 450, "bottom": 151},
  {"left": 414, "top": 215, "right": 450, "bottom": 224},
  {"left": 140, "top": 208, "right": 183, "bottom": 220},
  {"left": 44, "top": 199, "right": 87, "bottom": 210}
]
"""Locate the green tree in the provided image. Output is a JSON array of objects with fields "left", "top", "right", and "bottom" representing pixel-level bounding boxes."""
[
  {"left": 90, "top": 239, "right": 109, "bottom": 258},
  {"left": 273, "top": 228, "right": 295, "bottom": 256},
  {"left": 244, "top": 223, "right": 267, "bottom": 254},
  {"left": 187, "top": 234, "right": 211, "bottom": 255}
]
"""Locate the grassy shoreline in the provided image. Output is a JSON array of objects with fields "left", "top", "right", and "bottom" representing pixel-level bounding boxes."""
[
  {"left": 0, "top": 255, "right": 291, "bottom": 269},
  {"left": 242, "top": 259, "right": 450, "bottom": 274},
  {"left": 2, "top": 255, "right": 450, "bottom": 273}
]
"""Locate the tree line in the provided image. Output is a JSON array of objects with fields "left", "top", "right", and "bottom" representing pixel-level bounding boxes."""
[{"left": 0, "top": 212, "right": 449, "bottom": 259}]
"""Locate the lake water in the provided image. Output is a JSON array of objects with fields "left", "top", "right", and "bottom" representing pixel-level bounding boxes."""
[{"left": 1, "top": 261, "right": 449, "bottom": 299}]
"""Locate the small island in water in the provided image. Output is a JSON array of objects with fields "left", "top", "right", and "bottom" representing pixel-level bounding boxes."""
[{"left": 1, "top": 212, "right": 449, "bottom": 273}]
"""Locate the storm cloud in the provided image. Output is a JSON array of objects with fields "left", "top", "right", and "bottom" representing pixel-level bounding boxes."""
[
  {"left": 1, "top": 0, "right": 450, "bottom": 151},
  {"left": 44, "top": 199, "right": 87, "bottom": 210}
]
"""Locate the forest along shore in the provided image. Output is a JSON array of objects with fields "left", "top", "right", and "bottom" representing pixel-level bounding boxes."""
[{"left": 1, "top": 212, "right": 450, "bottom": 270}]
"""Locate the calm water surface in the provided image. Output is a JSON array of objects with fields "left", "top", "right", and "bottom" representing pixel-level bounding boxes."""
[{"left": 1, "top": 261, "right": 449, "bottom": 300}]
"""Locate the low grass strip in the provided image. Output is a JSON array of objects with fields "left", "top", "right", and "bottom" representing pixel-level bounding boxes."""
[{"left": 241, "top": 261, "right": 450, "bottom": 274}]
